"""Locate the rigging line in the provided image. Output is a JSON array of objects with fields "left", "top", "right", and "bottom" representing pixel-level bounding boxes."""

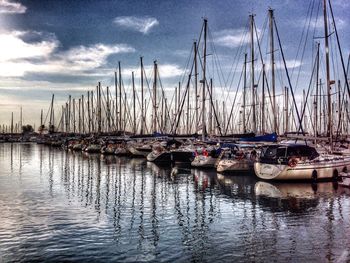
[
  {"left": 274, "top": 18, "right": 305, "bottom": 136},
  {"left": 296, "top": 46, "right": 318, "bottom": 133},
  {"left": 225, "top": 43, "right": 248, "bottom": 108},
  {"left": 328, "top": 0, "right": 350, "bottom": 122},
  {"left": 291, "top": 0, "right": 315, "bottom": 79},
  {"left": 253, "top": 18, "right": 276, "bottom": 124},
  {"left": 293, "top": 0, "right": 316, "bottom": 93},
  {"left": 171, "top": 74, "right": 192, "bottom": 134},
  {"left": 335, "top": 54, "right": 350, "bottom": 141},
  {"left": 196, "top": 43, "right": 223, "bottom": 136},
  {"left": 329, "top": 18, "right": 340, "bottom": 84},
  {"left": 170, "top": 58, "right": 195, "bottom": 133},
  {"left": 224, "top": 63, "right": 244, "bottom": 134},
  {"left": 225, "top": 19, "right": 250, "bottom": 91},
  {"left": 207, "top": 28, "right": 225, "bottom": 89},
  {"left": 179, "top": 42, "right": 194, "bottom": 88}
]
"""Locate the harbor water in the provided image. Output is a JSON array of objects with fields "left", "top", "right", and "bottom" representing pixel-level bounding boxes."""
[{"left": 1, "top": 143, "right": 350, "bottom": 262}]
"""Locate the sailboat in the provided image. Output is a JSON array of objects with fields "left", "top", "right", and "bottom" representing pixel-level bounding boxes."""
[{"left": 254, "top": 0, "right": 350, "bottom": 181}]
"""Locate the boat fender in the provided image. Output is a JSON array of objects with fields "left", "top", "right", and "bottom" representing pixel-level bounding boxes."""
[{"left": 288, "top": 157, "right": 298, "bottom": 167}]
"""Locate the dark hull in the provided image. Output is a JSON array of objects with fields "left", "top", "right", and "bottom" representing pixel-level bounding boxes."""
[
  {"left": 171, "top": 151, "right": 194, "bottom": 163},
  {"left": 148, "top": 152, "right": 172, "bottom": 163}
]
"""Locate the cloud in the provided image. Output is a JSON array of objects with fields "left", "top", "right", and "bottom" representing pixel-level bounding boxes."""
[
  {"left": 113, "top": 16, "right": 159, "bottom": 34},
  {"left": 122, "top": 63, "right": 183, "bottom": 79},
  {"left": 0, "top": 0, "right": 26, "bottom": 14},
  {"left": 213, "top": 28, "right": 250, "bottom": 48},
  {"left": 333, "top": 0, "right": 350, "bottom": 8},
  {"left": 0, "top": 30, "right": 135, "bottom": 77},
  {"left": 297, "top": 17, "right": 347, "bottom": 30},
  {"left": 0, "top": 31, "right": 58, "bottom": 62}
]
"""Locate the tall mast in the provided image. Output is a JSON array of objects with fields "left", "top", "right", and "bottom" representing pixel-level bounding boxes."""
[
  {"left": 20, "top": 106, "right": 22, "bottom": 131},
  {"left": 40, "top": 109, "right": 43, "bottom": 127},
  {"left": 153, "top": 60, "right": 158, "bottom": 133},
  {"left": 73, "top": 98, "right": 76, "bottom": 133},
  {"left": 285, "top": 86, "right": 289, "bottom": 133},
  {"left": 337, "top": 80, "right": 341, "bottom": 134},
  {"left": 262, "top": 64, "right": 266, "bottom": 134},
  {"left": 82, "top": 95, "right": 85, "bottom": 134},
  {"left": 11, "top": 112, "right": 13, "bottom": 134},
  {"left": 87, "top": 91, "right": 91, "bottom": 133},
  {"left": 186, "top": 76, "right": 190, "bottom": 134},
  {"left": 140, "top": 57, "right": 144, "bottom": 135},
  {"left": 202, "top": 18, "right": 208, "bottom": 141},
  {"left": 132, "top": 71, "right": 136, "bottom": 134},
  {"left": 250, "top": 14, "right": 256, "bottom": 134},
  {"left": 97, "top": 82, "right": 102, "bottom": 133},
  {"left": 114, "top": 71, "right": 118, "bottom": 131},
  {"left": 323, "top": 0, "right": 333, "bottom": 151},
  {"left": 209, "top": 78, "right": 213, "bottom": 135},
  {"left": 91, "top": 91, "right": 94, "bottom": 133},
  {"left": 49, "top": 94, "right": 54, "bottom": 133},
  {"left": 78, "top": 98, "right": 81, "bottom": 133},
  {"left": 107, "top": 86, "right": 111, "bottom": 132},
  {"left": 118, "top": 61, "right": 122, "bottom": 131},
  {"left": 314, "top": 43, "right": 320, "bottom": 143},
  {"left": 243, "top": 53, "right": 247, "bottom": 133},
  {"left": 269, "top": 8, "right": 277, "bottom": 134},
  {"left": 68, "top": 95, "right": 71, "bottom": 132},
  {"left": 194, "top": 41, "right": 198, "bottom": 132}
]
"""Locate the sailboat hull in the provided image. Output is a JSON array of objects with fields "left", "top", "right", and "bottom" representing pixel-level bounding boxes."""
[{"left": 254, "top": 157, "right": 350, "bottom": 180}]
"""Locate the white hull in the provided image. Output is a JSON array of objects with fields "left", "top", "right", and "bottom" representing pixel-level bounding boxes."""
[
  {"left": 217, "top": 159, "right": 254, "bottom": 173},
  {"left": 191, "top": 156, "right": 218, "bottom": 168},
  {"left": 128, "top": 146, "right": 151, "bottom": 157},
  {"left": 254, "top": 155, "right": 350, "bottom": 180},
  {"left": 339, "top": 173, "right": 350, "bottom": 188}
]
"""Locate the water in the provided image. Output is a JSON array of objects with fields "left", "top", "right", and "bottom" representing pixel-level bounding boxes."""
[{"left": 0, "top": 143, "right": 350, "bottom": 262}]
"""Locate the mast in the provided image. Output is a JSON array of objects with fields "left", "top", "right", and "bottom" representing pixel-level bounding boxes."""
[
  {"left": 20, "top": 106, "right": 22, "bottom": 132},
  {"left": 337, "top": 80, "right": 341, "bottom": 135},
  {"left": 243, "top": 53, "right": 247, "bottom": 133},
  {"left": 194, "top": 41, "right": 198, "bottom": 132},
  {"left": 262, "top": 64, "right": 265, "bottom": 134},
  {"left": 97, "top": 82, "right": 102, "bottom": 134},
  {"left": 269, "top": 8, "right": 277, "bottom": 134},
  {"left": 82, "top": 95, "right": 85, "bottom": 134},
  {"left": 78, "top": 98, "right": 81, "bottom": 133},
  {"left": 186, "top": 77, "right": 190, "bottom": 134},
  {"left": 314, "top": 43, "right": 320, "bottom": 143},
  {"left": 201, "top": 18, "right": 208, "bottom": 141},
  {"left": 73, "top": 98, "right": 76, "bottom": 133},
  {"left": 132, "top": 71, "right": 136, "bottom": 134},
  {"left": 114, "top": 71, "right": 118, "bottom": 131},
  {"left": 323, "top": 0, "right": 333, "bottom": 151},
  {"left": 91, "top": 91, "right": 94, "bottom": 133},
  {"left": 49, "top": 94, "right": 54, "bottom": 133},
  {"left": 140, "top": 57, "right": 144, "bottom": 135},
  {"left": 209, "top": 78, "right": 213, "bottom": 135},
  {"left": 107, "top": 86, "right": 110, "bottom": 132},
  {"left": 40, "top": 109, "right": 43, "bottom": 128},
  {"left": 250, "top": 14, "right": 256, "bottom": 134},
  {"left": 285, "top": 86, "right": 289, "bottom": 133},
  {"left": 68, "top": 95, "right": 71, "bottom": 132},
  {"left": 11, "top": 112, "right": 13, "bottom": 134},
  {"left": 118, "top": 61, "right": 122, "bottom": 131},
  {"left": 153, "top": 60, "right": 158, "bottom": 133},
  {"left": 87, "top": 91, "right": 91, "bottom": 133}
]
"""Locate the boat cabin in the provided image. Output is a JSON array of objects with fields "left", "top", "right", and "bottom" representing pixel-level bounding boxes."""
[{"left": 259, "top": 144, "right": 319, "bottom": 165}]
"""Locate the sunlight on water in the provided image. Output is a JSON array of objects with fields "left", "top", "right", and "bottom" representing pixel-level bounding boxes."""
[{"left": 0, "top": 143, "right": 350, "bottom": 262}]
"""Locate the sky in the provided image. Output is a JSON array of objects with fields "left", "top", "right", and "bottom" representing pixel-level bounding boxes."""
[{"left": 0, "top": 0, "right": 349, "bottom": 129}]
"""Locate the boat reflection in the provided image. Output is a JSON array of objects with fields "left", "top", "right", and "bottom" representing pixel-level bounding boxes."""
[
  {"left": 216, "top": 173, "right": 258, "bottom": 200},
  {"left": 254, "top": 181, "right": 341, "bottom": 212}
]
